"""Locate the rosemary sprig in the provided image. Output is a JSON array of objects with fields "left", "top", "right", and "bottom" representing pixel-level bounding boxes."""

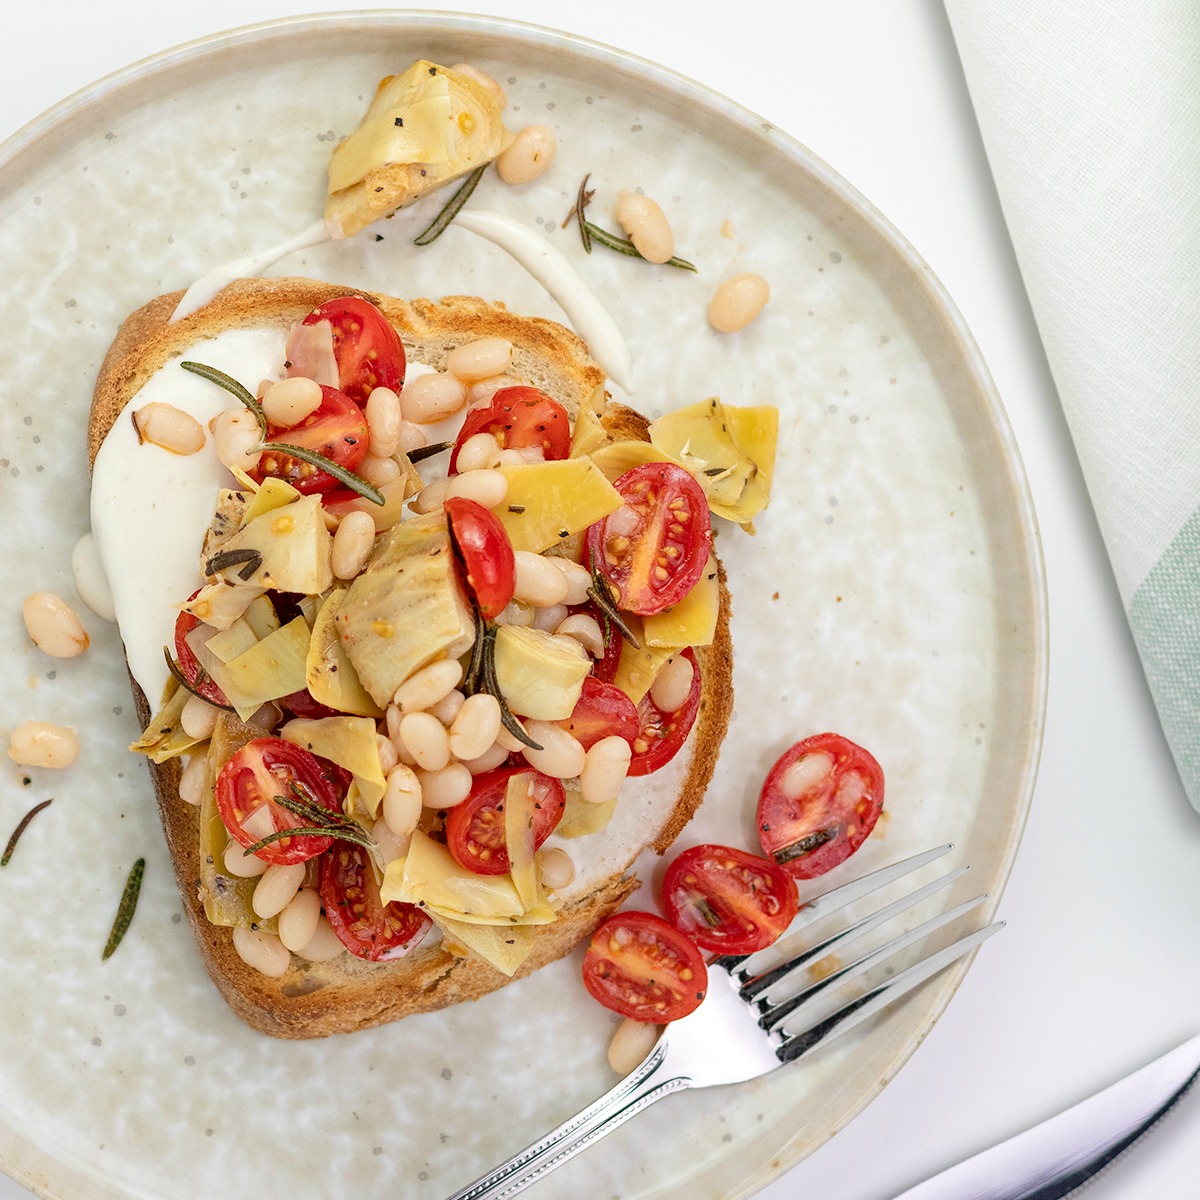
[
  {"left": 408, "top": 440, "right": 454, "bottom": 464},
  {"left": 181, "top": 361, "right": 267, "bottom": 436},
  {"left": 204, "top": 547, "right": 263, "bottom": 581},
  {"left": 240, "top": 788, "right": 376, "bottom": 857},
  {"left": 564, "top": 175, "right": 697, "bottom": 271},
  {"left": 480, "top": 626, "right": 542, "bottom": 751},
  {"left": 582, "top": 219, "right": 698, "bottom": 272},
  {"left": 413, "top": 164, "right": 487, "bottom": 246},
  {"left": 586, "top": 562, "right": 641, "bottom": 649},
  {"left": 163, "top": 648, "right": 235, "bottom": 712},
  {"left": 102, "top": 857, "right": 145, "bottom": 960},
  {"left": 1, "top": 798, "right": 53, "bottom": 866},
  {"left": 462, "top": 603, "right": 488, "bottom": 696},
  {"left": 243, "top": 825, "right": 375, "bottom": 855},
  {"left": 772, "top": 827, "right": 839, "bottom": 866},
  {"left": 261, "top": 441, "right": 385, "bottom": 505}
]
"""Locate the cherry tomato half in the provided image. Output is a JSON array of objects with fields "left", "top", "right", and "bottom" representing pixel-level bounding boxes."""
[
  {"left": 319, "top": 842, "right": 432, "bottom": 962},
  {"left": 662, "top": 843, "right": 799, "bottom": 955},
  {"left": 445, "top": 496, "right": 516, "bottom": 619},
  {"left": 173, "top": 593, "right": 229, "bottom": 707},
  {"left": 581, "top": 911, "right": 708, "bottom": 1022},
  {"left": 302, "top": 296, "right": 406, "bottom": 403},
  {"left": 252, "top": 385, "right": 369, "bottom": 494},
  {"left": 628, "top": 648, "right": 701, "bottom": 777},
  {"left": 757, "top": 732, "right": 885, "bottom": 880},
  {"left": 448, "top": 386, "right": 570, "bottom": 473},
  {"left": 214, "top": 737, "right": 344, "bottom": 865},
  {"left": 587, "top": 463, "right": 712, "bottom": 616},
  {"left": 444, "top": 767, "right": 565, "bottom": 876},
  {"left": 556, "top": 676, "right": 639, "bottom": 750}
]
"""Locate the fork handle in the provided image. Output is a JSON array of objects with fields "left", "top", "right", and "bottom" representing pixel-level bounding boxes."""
[{"left": 444, "top": 1043, "right": 689, "bottom": 1200}]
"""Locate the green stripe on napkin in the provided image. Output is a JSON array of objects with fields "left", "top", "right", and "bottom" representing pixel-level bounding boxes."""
[{"left": 1129, "top": 507, "right": 1200, "bottom": 813}]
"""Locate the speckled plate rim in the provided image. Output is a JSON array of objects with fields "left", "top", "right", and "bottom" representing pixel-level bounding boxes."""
[{"left": 0, "top": 10, "right": 1048, "bottom": 1200}]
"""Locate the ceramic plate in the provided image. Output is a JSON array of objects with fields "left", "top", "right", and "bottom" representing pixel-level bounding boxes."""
[{"left": 0, "top": 13, "right": 1046, "bottom": 1200}]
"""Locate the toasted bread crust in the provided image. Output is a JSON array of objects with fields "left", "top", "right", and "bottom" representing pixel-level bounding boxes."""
[{"left": 92, "top": 279, "right": 733, "bottom": 1038}]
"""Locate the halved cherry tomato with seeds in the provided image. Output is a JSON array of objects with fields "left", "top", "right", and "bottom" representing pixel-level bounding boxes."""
[
  {"left": 251, "top": 386, "right": 369, "bottom": 494},
  {"left": 757, "top": 732, "right": 885, "bottom": 879},
  {"left": 587, "top": 462, "right": 711, "bottom": 616},
  {"left": 445, "top": 496, "right": 516, "bottom": 619},
  {"left": 173, "top": 593, "right": 229, "bottom": 707},
  {"left": 662, "top": 843, "right": 798, "bottom": 955},
  {"left": 302, "top": 296, "right": 406, "bottom": 403},
  {"left": 555, "top": 676, "right": 639, "bottom": 750},
  {"left": 448, "top": 386, "right": 570, "bottom": 473},
  {"left": 581, "top": 911, "right": 708, "bottom": 1022},
  {"left": 214, "top": 737, "right": 344, "bottom": 865},
  {"left": 319, "top": 842, "right": 432, "bottom": 961},
  {"left": 444, "top": 767, "right": 566, "bottom": 875},
  {"left": 627, "top": 648, "right": 701, "bottom": 777}
]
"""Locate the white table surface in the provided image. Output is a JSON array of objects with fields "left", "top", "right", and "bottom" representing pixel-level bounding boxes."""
[{"left": 2, "top": 3, "right": 1197, "bottom": 1199}]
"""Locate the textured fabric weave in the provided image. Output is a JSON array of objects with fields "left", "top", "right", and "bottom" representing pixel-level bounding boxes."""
[{"left": 943, "top": 0, "right": 1200, "bottom": 811}]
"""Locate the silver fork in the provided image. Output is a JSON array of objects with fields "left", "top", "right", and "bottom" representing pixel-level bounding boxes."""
[{"left": 445, "top": 844, "right": 1002, "bottom": 1200}]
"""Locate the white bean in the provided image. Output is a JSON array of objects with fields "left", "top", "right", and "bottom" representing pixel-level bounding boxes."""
[
  {"left": 607, "top": 1018, "right": 660, "bottom": 1075},
  {"left": 180, "top": 693, "right": 219, "bottom": 741},
  {"left": 277, "top": 887, "right": 322, "bottom": 952},
  {"left": 357, "top": 453, "right": 402, "bottom": 486},
  {"left": 546, "top": 557, "right": 592, "bottom": 605},
  {"left": 779, "top": 751, "right": 834, "bottom": 802},
  {"left": 231, "top": 926, "right": 290, "bottom": 977},
  {"left": 365, "top": 385, "right": 403, "bottom": 457},
  {"left": 372, "top": 815, "right": 410, "bottom": 866},
  {"left": 467, "top": 375, "right": 520, "bottom": 407},
  {"left": 399, "top": 372, "right": 467, "bottom": 423},
  {"left": 448, "top": 693, "right": 503, "bottom": 761},
  {"left": 532, "top": 603, "right": 569, "bottom": 633},
  {"left": 418, "top": 762, "right": 474, "bottom": 809},
  {"left": 536, "top": 846, "right": 576, "bottom": 890},
  {"left": 399, "top": 711, "right": 452, "bottom": 770},
  {"left": 410, "top": 477, "right": 450, "bottom": 515},
  {"left": 252, "top": 862, "right": 307, "bottom": 919},
  {"left": 398, "top": 420, "right": 427, "bottom": 453},
  {"left": 261, "top": 376, "right": 322, "bottom": 427},
  {"left": 223, "top": 838, "right": 268, "bottom": 878},
  {"left": 393, "top": 659, "right": 463, "bottom": 713},
  {"left": 446, "top": 468, "right": 508, "bottom": 508},
  {"left": 455, "top": 432, "right": 502, "bottom": 473},
  {"left": 613, "top": 191, "right": 674, "bottom": 264},
  {"left": 177, "top": 753, "right": 209, "bottom": 806},
  {"left": 460, "top": 740, "right": 512, "bottom": 775},
  {"left": 708, "top": 272, "right": 770, "bottom": 333},
  {"left": 522, "top": 721, "right": 586, "bottom": 779},
  {"left": 512, "top": 550, "right": 570, "bottom": 607},
  {"left": 649, "top": 655, "right": 695, "bottom": 714},
  {"left": 211, "top": 408, "right": 263, "bottom": 472},
  {"left": 134, "top": 402, "right": 206, "bottom": 455},
  {"left": 580, "top": 735, "right": 632, "bottom": 804},
  {"left": 22, "top": 592, "right": 89, "bottom": 657},
  {"left": 297, "top": 916, "right": 346, "bottom": 962},
  {"left": 382, "top": 763, "right": 424, "bottom": 836},
  {"left": 376, "top": 732, "right": 399, "bottom": 776},
  {"left": 446, "top": 337, "right": 513, "bottom": 383},
  {"left": 554, "top": 613, "right": 605, "bottom": 658},
  {"left": 7, "top": 722, "right": 79, "bottom": 769},
  {"left": 497, "top": 125, "right": 557, "bottom": 185},
  {"left": 428, "top": 688, "right": 466, "bottom": 726},
  {"left": 331, "top": 509, "right": 377, "bottom": 580},
  {"left": 496, "top": 445, "right": 545, "bottom": 465}
]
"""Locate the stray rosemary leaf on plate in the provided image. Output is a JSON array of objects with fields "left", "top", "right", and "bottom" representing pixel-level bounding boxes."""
[
  {"left": 1, "top": 798, "right": 53, "bottom": 867},
  {"left": 102, "top": 857, "right": 145, "bottom": 960},
  {"left": 413, "top": 164, "right": 487, "bottom": 246}
]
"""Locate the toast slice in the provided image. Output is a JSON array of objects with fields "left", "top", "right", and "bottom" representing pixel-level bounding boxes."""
[{"left": 88, "top": 277, "right": 733, "bottom": 1038}]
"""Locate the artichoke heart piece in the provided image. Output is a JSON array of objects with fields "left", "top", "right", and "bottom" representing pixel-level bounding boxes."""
[
  {"left": 642, "top": 554, "right": 720, "bottom": 649},
  {"left": 280, "top": 715, "right": 386, "bottom": 817},
  {"left": 208, "top": 617, "right": 312, "bottom": 720},
  {"left": 649, "top": 398, "right": 778, "bottom": 524},
  {"left": 337, "top": 511, "right": 475, "bottom": 708},
  {"left": 326, "top": 60, "right": 509, "bottom": 240},
  {"left": 493, "top": 625, "right": 589, "bottom": 720},
  {"left": 306, "top": 590, "right": 383, "bottom": 717},
  {"left": 130, "top": 678, "right": 203, "bottom": 763},
  {"left": 217, "top": 493, "right": 334, "bottom": 596},
  {"left": 492, "top": 459, "right": 623, "bottom": 554}
]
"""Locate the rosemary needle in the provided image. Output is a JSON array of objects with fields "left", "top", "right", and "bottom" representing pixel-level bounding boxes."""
[
  {"left": 102, "top": 857, "right": 145, "bottom": 960},
  {"left": 1, "top": 798, "right": 53, "bottom": 867}
]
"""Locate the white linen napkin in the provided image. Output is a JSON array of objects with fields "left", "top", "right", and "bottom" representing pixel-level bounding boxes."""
[{"left": 943, "top": 0, "right": 1200, "bottom": 813}]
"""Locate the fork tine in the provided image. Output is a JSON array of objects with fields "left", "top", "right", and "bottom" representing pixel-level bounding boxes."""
[
  {"left": 756, "top": 891, "right": 990, "bottom": 1028},
  {"left": 736, "top": 865, "right": 970, "bottom": 1001},
  {"left": 718, "top": 843, "right": 955, "bottom": 978},
  {"left": 775, "top": 920, "right": 1004, "bottom": 1064}
]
